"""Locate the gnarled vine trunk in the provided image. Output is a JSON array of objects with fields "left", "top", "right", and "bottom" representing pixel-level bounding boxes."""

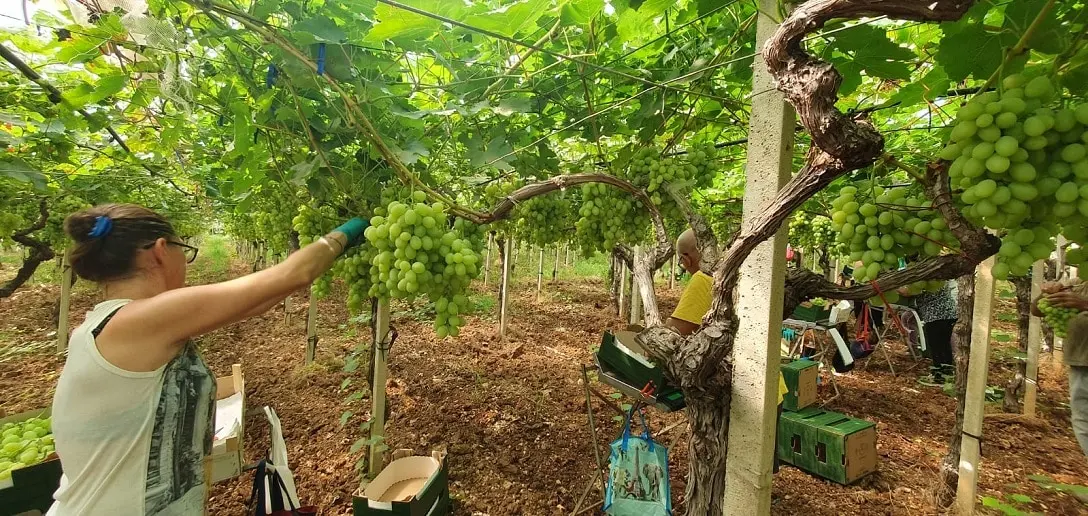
[
  {"left": 683, "top": 394, "right": 732, "bottom": 514},
  {"left": 1004, "top": 274, "right": 1033, "bottom": 412},
  {"left": 0, "top": 199, "right": 55, "bottom": 299}
]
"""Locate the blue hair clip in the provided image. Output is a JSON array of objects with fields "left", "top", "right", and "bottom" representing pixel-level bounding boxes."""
[{"left": 88, "top": 215, "right": 113, "bottom": 238}]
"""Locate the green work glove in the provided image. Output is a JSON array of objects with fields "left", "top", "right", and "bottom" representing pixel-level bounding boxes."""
[{"left": 333, "top": 217, "right": 369, "bottom": 248}]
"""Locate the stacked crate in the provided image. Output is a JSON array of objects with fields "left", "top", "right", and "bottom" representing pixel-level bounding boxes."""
[{"left": 776, "top": 359, "right": 877, "bottom": 485}]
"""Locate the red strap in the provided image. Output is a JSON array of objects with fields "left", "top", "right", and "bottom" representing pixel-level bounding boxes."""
[{"left": 870, "top": 280, "right": 910, "bottom": 339}]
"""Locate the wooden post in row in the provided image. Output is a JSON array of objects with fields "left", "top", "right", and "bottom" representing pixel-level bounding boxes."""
[
  {"left": 1023, "top": 260, "right": 1044, "bottom": 417},
  {"left": 368, "top": 297, "right": 391, "bottom": 478},
  {"left": 499, "top": 239, "right": 511, "bottom": 338},
  {"left": 536, "top": 248, "right": 545, "bottom": 301},
  {"left": 483, "top": 233, "right": 493, "bottom": 286},
  {"left": 629, "top": 247, "right": 643, "bottom": 325},
  {"left": 304, "top": 291, "right": 319, "bottom": 364},
  {"left": 669, "top": 253, "right": 676, "bottom": 289},
  {"left": 57, "top": 255, "right": 74, "bottom": 353},
  {"left": 956, "top": 257, "right": 996, "bottom": 515},
  {"left": 622, "top": 260, "right": 631, "bottom": 315},
  {"left": 565, "top": 244, "right": 571, "bottom": 268},
  {"left": 552, "top": 246, "right": 560, "bottom": 281}
]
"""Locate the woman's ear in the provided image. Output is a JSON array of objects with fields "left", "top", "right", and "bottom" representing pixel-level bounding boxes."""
[{"left": 150, "top": 237, "right": 171, "bottom": 266}]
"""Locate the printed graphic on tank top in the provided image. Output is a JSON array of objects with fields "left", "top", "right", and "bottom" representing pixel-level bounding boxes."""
[{"left": 144, "top": 341, "right": 215, "bottom": 514}]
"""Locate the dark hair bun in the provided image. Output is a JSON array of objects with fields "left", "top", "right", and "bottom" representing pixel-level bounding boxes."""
[{"left": 64, "top": 204, "right": 175, "bottom": 282}]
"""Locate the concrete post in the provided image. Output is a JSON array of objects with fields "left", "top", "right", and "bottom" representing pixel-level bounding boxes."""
[
  {"left": 722, "top": 3, "right": 796, "bottom": 513},
  {"left": 956, "top": 257, "right": 996, "bottom": 515},
  {"left": 1023, "top": 260, "right": 1044, "bottom": 417}
]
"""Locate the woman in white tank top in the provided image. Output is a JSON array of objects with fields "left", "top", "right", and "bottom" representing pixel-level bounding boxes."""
[{"left": 48, "top": 203, "right": 367, "bottom": 515}]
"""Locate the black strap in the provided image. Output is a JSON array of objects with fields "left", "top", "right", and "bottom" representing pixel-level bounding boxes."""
[
  {"left": 248, "top": 459, "right": 268, "bottom": 516},
  {"left": 91, "top": 305, "right": 126, "bottom": 337}
]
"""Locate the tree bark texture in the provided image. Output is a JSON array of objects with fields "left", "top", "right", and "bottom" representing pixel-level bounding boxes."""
[
  {"left": 1004, "top": 274, "right": 1032, "bottom": 413},
  {"left": 0, "top": 199, "right": 55, "bottom": 298},
  {"left": 935, "top": 273, "right": 976, "bottom": 509}
]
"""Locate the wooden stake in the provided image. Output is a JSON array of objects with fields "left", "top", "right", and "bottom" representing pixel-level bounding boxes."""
[
  {"left": 536, "top": 248, "right": 545, "bottom": 300},
  {"left": 956, "top": 257, "right": 996, "bottom": 515},
  {"left": 553, "top": 246, "right": 560, "bottom": 281},
  {"left": 500, "top": 239, "right": 511, "bottom": 337},
  {"left": 565, "top": 244, "right": 571, "bottom": 267},
  {"left": 368, "top": 298, "right": 391, "bottom": 477},
  {"left": 57, "top": 254, "right": 73, "bottom": 353},
  {"left": 622, "top": 262, "right": 631, "bottom": 313},
  {"left": 669, "top": 253, "right": 676, "bottom": 289},
  {"left": 723, "top": 3, "right": 795, "bottom": 511},
  {"left": 629, "top": 246, "right": 643, "bottom": 325},
  {"left": 483, "top": 233, "right": 493, "bottom": 286},
  {"left": 1023, "top": 260, "right": 1044, "bottom": 417},
  {"left": 304, "top": 290, "right": 319, "bottom": 364}
]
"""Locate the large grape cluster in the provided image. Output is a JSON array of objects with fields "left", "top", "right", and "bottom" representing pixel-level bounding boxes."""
[
  {"left": 830, "top": 184, "right": 957, "bottom": 295},
  {"left": 628, "top": 145, "right": 719, "bottom": 222},
  {"left": 942, "top": 74, "right": 1088, "bottom": 279},
  {"left": 1037, "top": 297, "right": 1078, "bottom": 338},
  {"left": 362, "top": 190, "right": 481, "bottom": 338}
]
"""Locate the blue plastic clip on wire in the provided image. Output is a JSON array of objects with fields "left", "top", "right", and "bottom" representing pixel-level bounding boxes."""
[
  {"left": 316, "top": 43, "right": 326, "bottom": 76},
  {"left": 265, "top": 63, "right": 278, "bottom": 89}
]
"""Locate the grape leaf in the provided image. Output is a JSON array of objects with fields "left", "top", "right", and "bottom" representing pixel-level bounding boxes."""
[
  {"left": 561, "top": 0, "right": 604, "bottom": 25},
  {"left": 936, "top": 23, "right": 1014, "bottom": 82},
  {"left": 493, "top": 96, "right": 532, "bottom": 116},
  {"left": 339, "top": 410, "right": 353, "bottom": 428},
  {"left": 349, "top": 437, "right": 367, "bottom": 453},
  {"left": 1003, "top": 0, "right": 1066, "bottom": 55},
  {"left": 292, "top": 16, "right": 347, "bottom": 44},
  {"left": 829, "top": 25, "right": 915, "bottom": 81},
  {"left": 464, "top": 0, "right": 550, "bottom": 38},
  {"left": 1007, "top": 493, "right": 1033, "bottom": 504},
  {"left": 0, "top": 157, "right": 47, "bottom": 190}
]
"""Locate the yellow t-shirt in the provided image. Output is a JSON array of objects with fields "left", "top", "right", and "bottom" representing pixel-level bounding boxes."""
[{"left": 672, "top": 271, "right": 789, "bottom": 405}]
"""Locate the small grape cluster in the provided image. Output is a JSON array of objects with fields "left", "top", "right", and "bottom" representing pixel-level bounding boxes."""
[
  {"left": 292, "top": 204, "right": 336, "bottom": 246},
  {"left": 1037, "top": 297, "right": 1078, "bottom": 338},
  {"left": 830, "top": 184, "right": 957, "bottom": 291},
  {"left": 942, "top": 74, "right": 1088, "bottom": 278},
  {"left": 515, "top": 193, "right": 573, "bottom": 248},
  {"left": 788, "top": 214, "right": 837, "bottom": 256}
]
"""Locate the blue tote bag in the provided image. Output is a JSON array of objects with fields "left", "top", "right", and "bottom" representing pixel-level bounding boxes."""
[{"left": 604, "top": 407, "right": 672, "bottom": 516}]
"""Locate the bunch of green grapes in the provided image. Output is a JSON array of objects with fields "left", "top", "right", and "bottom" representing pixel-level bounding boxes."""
[
  {"left": 1037, "top": 297, "right": 1078, "bottom": 338},
  {"left": 829, "top": 184, "right": 957, "bottom": 295},
  {"left": 627, "top": 145, "right": 719, "bottom": 222},
  {"left": 481, "top": 178, "right": 523, "bottom": 237},
  {"left": 41, "top": 195, "right": 91, "bottom": 247},
  {"left": 942, "top": 74, "right": 1088, "bottom": 278},
  {"left": 515, "top": 193, "right": 573, "bottom": 248},
  {"left": 454, "top": 216, "right": 487, "bottom": 254},
  {"left": 574, "top": 179, "right": 649, "bottom": 255},
  {"left": 292, "top": 204, "right": 336, "bottom": 246},
  {"left": 362, "top": 190, "right": 481, "bottom": 338},
  {"left": 789, "top": 214, "right": 837, "bottom": 255}
]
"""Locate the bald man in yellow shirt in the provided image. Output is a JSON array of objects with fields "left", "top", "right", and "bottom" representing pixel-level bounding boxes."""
[{"left": 666, "top": 228, "right": 789, "bottom": 471}]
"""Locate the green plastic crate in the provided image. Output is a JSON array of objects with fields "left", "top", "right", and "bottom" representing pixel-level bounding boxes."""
[
  {"left": 780, "top": 360, "right": 818, "bottom": 411},
  {"left": 596, "top": 331, "right": 666, "bottom": 391},
  {"left": 776, "top": 408, "right": 877, "bottom": 484},
  {"left": 790, "top": 304, "right": 832, "bottom": 322}
]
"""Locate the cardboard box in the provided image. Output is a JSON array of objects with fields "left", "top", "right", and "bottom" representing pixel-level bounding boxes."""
[
  {"left": 205, "top": 364, "right": 245, "bottom": 485},
  {"left": 0, "top": 408, "right": 61, "bottom": 516},
  {"left": 776, "top": 407, "right": 877, "bottom": 484},
  {"left": 353, "top": 450, "right": 449, "bottom": 515},
  {"left": 780, "top": 359, "right": 818, "bottom": 411}
]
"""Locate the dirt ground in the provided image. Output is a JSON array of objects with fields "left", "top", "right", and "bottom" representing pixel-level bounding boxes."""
[{"left": 1, "top": 256, "right": 1086, "bottom": 515}]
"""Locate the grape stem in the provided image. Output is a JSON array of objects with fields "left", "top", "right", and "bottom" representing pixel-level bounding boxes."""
[{"left": 976, "top": 0, "right": 1058, "bottom": 95}]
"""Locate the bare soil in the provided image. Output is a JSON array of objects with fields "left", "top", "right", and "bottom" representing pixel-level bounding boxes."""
[{"left": 1, "top": 260, "right": 1085, "bottom": 515}]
